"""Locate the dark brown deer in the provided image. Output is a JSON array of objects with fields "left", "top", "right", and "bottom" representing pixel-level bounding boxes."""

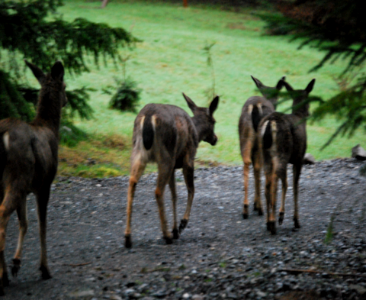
[
  {"left": 0, "top": 61, "right": 67, "bottom": 295},
  {"left": 124, "top": 94, "right": 219, "bottom": 248},
  {"left": 258, "top": 79, "right": 316, "bottom": 235},
  {"left": 239, "top": 76, "right": 285, "bottom": 219}
]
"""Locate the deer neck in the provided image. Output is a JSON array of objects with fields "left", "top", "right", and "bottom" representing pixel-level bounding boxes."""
[
  {"left": 191, "top": 115, "right": 206, "bottom": 143},
  {"left": 33, "top": 87, "right": 62, "bottom": 136}
]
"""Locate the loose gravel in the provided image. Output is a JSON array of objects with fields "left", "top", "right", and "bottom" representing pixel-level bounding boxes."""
[{"left": 2, "top": 158, "right": 366, "bottom": 300}]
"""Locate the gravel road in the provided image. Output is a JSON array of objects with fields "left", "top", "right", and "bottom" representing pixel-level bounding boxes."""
[{"left": 2, "top": 158, "right": 366, "bottom": 300}]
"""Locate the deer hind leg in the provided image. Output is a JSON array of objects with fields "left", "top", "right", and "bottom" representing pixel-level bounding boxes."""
[
  {"left": 268, "top": 168, "right": 278, "bottom": 235},
  {"left": 278, "top": 168, "right": 288, "bottom": 225},
  {"left": 155, "top": 162, "right": 174, "bottom": 244},
  {"left": 293, "top": 163, "right": 302, "bottom": 229},
  {"left": 253, "top": 149, "right": 263, "bottom": 216},
  {"left": 180, "top": 162, "right": 194, "bottom": 234},
  {"left": 11, "top": 200, "right": 28, "bottom": 278},
  {"left": 241, "top": 143, "right": 252, "bottom": 219},
  {"left": 168, "top": 170, "right": 179, "bottom": 239},
  {"left": 0, "top": 189, "right": 19, "bottom": 294},
  {"left": 124, "top": 156, "right": 147, "bottom": 248},
  {"left": 36, "top": 187, "right": 52, "bottom": 280}
]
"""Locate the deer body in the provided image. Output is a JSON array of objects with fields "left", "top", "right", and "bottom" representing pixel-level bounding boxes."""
[
  {"left": 239, "top": 76, "right": 285, "bottom": 219},
  {"left": 258, "top": 79, "right": 315, "bottom": 235},
  {"left": 0, "top": 61, "right": 67, "bottom": 295},
  {"left": 125, "top": 94, "right": 219, "bottom": 248}
]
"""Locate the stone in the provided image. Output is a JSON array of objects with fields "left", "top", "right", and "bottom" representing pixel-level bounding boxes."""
[
  {"left": 303, "top": 153, "right": 316, "bottom": 164},
  {"left": 352, "top": 144, "right": 366, "bottom": 160},
  {"left": 69, "top": 290, "right": 95, "bottom": 298},
  {"left": 349, "top": 284, "right": 366, "bottom": 295}
]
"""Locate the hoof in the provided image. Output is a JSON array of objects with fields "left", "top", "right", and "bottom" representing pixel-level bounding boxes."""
[
  {"left": 278, "top": 212, "right": 284, "bottom": 225},
  {"left": 253, "top": 203, "right": 258, "bottom": 211},
  {"left": 172, "top": 228, "right": 179, "bottom": 239},
  {"left": 125, "top": 234, "right": 132, "bottom": 249},
  {"left": 242, "top": 213, "right": 248, "bottom": 219},
  {"left": 294, "top": 218, "right": 301, "bottom": 229},
  {"left": 268, "top": 221, "right": 276, "bottom": 235},
  {"left": 164, "top": 236, "right": 173, "bottom": 245},
  {"left": 39, "top": 265, "right": 52, "bottom": 280},
  {"left": 257, "top": 208, "right": 263, "bottom": 216},
  {"left": 179, "top": 219, "right": 188, "bottom": 234},
  {"left": 11, "top": 259, "right": 21, "bottom": 278},
  {"left": 2, "top": 273, "right": 9, "bottom": 287}
]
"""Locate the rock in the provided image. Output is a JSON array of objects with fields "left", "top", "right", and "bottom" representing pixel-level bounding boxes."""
[
  {"left": 349, "top": 284, "right": 366, "bottom": 295},
  {"left": 152, "top": 290, "right": 167, "bottom": 298},
  {"left": 183, "top": 293, "right": 191, "bottom": 299},
  {"left": 352, "top": 144, "right": 366, "bottom": 160},
  {"left": 69, "top": 290, "right": 95, "bottom": 298},
  {"left": 303, "top": 153, "right": 316, "bottom": 164},
  {"left": 192, "top": 295, "right": 204, "bottom": 300}
]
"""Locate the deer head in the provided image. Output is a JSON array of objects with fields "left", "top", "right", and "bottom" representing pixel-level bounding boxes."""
[
  {"left": 182, "top": 93, "right": 219, "bottom": 145},
  {"left": 251, "top": 75, "right": 286, "bottom": 108}
]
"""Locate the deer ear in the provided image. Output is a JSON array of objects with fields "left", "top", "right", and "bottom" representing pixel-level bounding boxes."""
[
  {"left": 182, "top": 93, "right": 197, "bottom": 113},
  {"left": 305, "top": 79, "right": 316, "bottom": 94},
  {"left": 282, "top": 81, "right": 294, "bottom": 92},
  {"left": 251, "top": 75, "right": 264, "bottom": 89},
  {"left": 24, "top": 60, "right": 46, "bottom": 85},
  {"left": 209, "top": 96, "right": 219, "bottom": 116},
  {"left": 51, "top": 61, "right": 64, "bottom": 81},
  {"left": 275, "top": 76, "right": 286, "bottom": 90}
]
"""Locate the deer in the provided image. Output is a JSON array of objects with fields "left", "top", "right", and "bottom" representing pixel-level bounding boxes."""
[
  {"left": 257, "top": 78, "right": 316, "bottom": 235},
  {"left": 239, "top": 75, "right": 286, "bottom": 219},
  {"left": 124, "top": 93, "right": 219, "bottom": 248},
  {"left": 0, "top": 60, "right": 67, "bottom": 295}
]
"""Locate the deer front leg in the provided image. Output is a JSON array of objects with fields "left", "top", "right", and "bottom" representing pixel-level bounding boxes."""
[
  {"left": 12, "top": 201, "right": 28, "bottom": 278},
  {"left": 124, "top": 158, "right": 147, "bottom": 248},
  {"left": 155, "top": 164, "right": 173, "bottom": 244},
  {"left": 278, "top": 170, "right": 288, "bottom": 225},
  {"left": 253, "top": 150, "right": 263, "bottom": 216},
  {"left": 293, "top": 163, "right": 302, "bottom": 229},
  {"left": 180, "top": 164, "right": 194, "bottom": 234},
  {"left": 168, "top": 171, "right": 179, "bottom": 239},
  {"left": 268, "top": 171, "right": 278, "bottom": 235},
  {"left": 241, "top": 143, "right": 252, "bottom": 219},
  {"left": 264, "top": 172, "right": 271, "bottom": 231},
  {"left": 36, "top": 188, "right": 52, "bottom": 280}
]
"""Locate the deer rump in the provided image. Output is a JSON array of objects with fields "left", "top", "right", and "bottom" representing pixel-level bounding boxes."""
[{"left": 135, "top": 103, "right": 198, "bottom": 168}]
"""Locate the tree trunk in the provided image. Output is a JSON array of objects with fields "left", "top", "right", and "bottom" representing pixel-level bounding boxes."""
[
  {"left": 183, "top": 0, "right": 188, "bottom": 8},
  {"left": 101, "top": 0, "right": 109, "bottom": 8}
]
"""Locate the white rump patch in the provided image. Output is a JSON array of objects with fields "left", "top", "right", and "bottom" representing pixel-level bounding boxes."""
[
  {"left": 3, "top": 132, "right": 9, "bottom": 151},
  {"left": 140, "top": 116, "right": 145, "bottom": 130},
  {"left": 247, "top": 104, "right": 253, "bottom": 115},
  {"left": 151, "top": 115, "right": 157, "bottom": 130},
  {"left": 261, "top": 120, "right": 269, "bottom": 137},
  {"left": 257, "top": 103, "right": 263, "bottom": 115}
]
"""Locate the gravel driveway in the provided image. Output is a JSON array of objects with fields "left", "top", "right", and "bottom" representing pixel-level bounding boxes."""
[{"left": 2, "top": 158, "right": 366, "bottom": 299}]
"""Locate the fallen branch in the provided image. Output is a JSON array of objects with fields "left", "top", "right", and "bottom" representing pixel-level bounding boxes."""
[
  {"left": 280, "top": 268, "right": 366, "bottom": 277},
  {"left": 63, "top": 262, "right": 91, "bottom": 267}
]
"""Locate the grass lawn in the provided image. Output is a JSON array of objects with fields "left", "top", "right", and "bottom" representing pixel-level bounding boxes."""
[{"left": 47, "top": 0, "right": 364, "bottom": 177}]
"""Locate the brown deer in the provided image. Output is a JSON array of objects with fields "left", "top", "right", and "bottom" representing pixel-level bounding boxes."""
[
  {"left": 124, "top": 94, "right": 219, "bottom": 248},
  {"left": 258, "top": 79, "right": 316, "bottom": 235},
  {"left": 239, "top": 76, "right": 285, "bottom": 219},
  {"left": 0, "top": 60, "right": 67, "bottom": 295}
]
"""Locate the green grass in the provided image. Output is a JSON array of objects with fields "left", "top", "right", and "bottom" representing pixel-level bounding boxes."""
[{"left": 49, "top": 0, "right": 366, "bottom": 176}]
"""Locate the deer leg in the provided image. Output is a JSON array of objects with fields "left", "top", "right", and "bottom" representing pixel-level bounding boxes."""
[
  {"left": 293, "top": 163, "right": 302, "bottom": 229},
  {"left": 253, "top": 150, "right": 263, "bottom": 216},
  {"left": 268, "top": 170, "right": 278, "bottom": 235},
  {"left": 168, "top": 170, "right": 179, "bottom": 239},
  {"left": 35, "top": 187, "right": 52, "bottom": 280},
  {"left": 124, "top": 158, "right": 147, "bottom": 248},
  {"left": 0, "top": 189, "right": 18, "bottom": 295},
  {"left": 264, "top": 167, "right": 272, "bottom": 231},
  {"left": 155, "top": 164, "right": 174, "bottom": 244},
  {"left": 12, "top": 201, "right": 28, "bottom": 278},
  {"left": 180, "top": 164, "right": 194, "bottom": 233},
  {"left": 241, "top": 144, "right": 252, "bottom": 219},
  {"left": 278, "top": 169, "right": 288, "bottom": 225}
]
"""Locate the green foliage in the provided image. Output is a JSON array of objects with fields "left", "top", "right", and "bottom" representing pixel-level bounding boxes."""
[
  {"left": 0, "top": 0, "right": 137, "bottom": 129},
  {"left": 59, "top": 120, "right": 87, "bottom": 147},
  {"left": 105, "top": 77, "right": 141, "bottom": 113},
  {"left": 259, "top": 0, "right": 366, "bottom": 147}
]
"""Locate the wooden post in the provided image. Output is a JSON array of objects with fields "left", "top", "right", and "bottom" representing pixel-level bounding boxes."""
[{"left": 183, "top": 0, "right": 188, "bottom": 8}]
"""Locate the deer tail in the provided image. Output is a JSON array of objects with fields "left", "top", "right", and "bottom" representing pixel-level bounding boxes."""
[
  {"left": 261, "top": 120, "right": 277, "bottom": 150},
  {"left": 251, "top": 103, "right": 263, "bottom": 132},
  {"left": 142, "top": 114, "right": 155, "bottom": 150}
]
